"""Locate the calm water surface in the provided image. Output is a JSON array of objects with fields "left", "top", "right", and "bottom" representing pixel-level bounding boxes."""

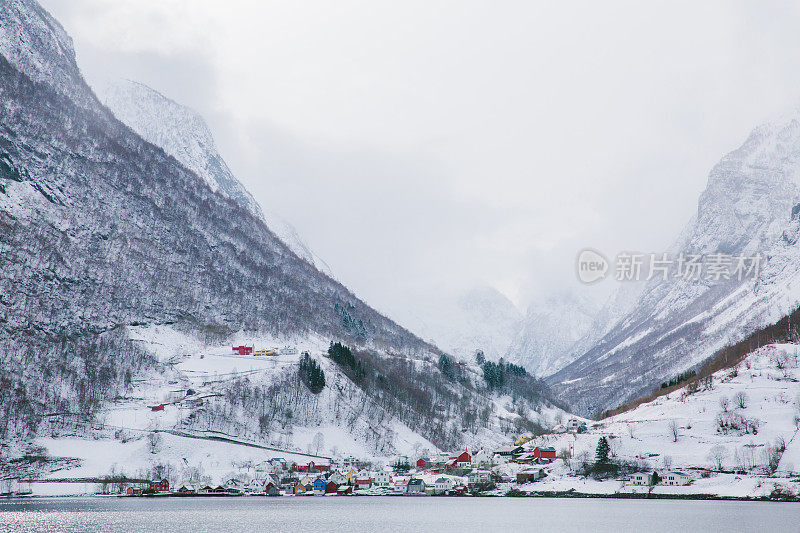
[{"left": 2, "top": 496, "right": 799, "bottom": 532}]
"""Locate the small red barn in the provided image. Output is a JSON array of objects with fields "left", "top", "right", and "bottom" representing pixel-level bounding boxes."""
[
  {"left": 325, "top": 481, "right": 339, "bottom": 494},
  {"left": 416, "top": 457, "right": 429, "bottom": 469},
  {"left": 232, "top": 345, "right": 254, "bottom": 355},
  {"left": 533, "top": 447, "right": 556, "bottom": 463},
  {"left": 150, "top": 404, "right": 165, "bottom": 412},
  {"left": 149, "top": 479, "right": 169, "bottom": 492}
]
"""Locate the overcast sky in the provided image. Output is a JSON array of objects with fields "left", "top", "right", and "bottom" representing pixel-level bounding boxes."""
[{"left": 41, "top": 0, "right": 800, "bottom": 317}]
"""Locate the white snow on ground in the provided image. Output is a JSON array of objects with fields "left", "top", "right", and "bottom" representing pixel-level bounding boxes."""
[
  {"left": 501, "top": 342, "right": 800, "bottom": 498},
  {"left": 39, "top": 326, "right": 800, "bottom": 499},
  {"left": 28, "top": 325, "right": 444, "bottom": 492}
]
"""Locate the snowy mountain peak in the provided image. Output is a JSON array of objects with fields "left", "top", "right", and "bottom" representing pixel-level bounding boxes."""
[
  {"left": 0, "top": 0, "right": 93, "bottom": 107},
  {"left": 97, "top": 79, "right": 262, "bottom": 214},
  {"left": 97, "top": 78, "right": 332, "bottom": 276}
]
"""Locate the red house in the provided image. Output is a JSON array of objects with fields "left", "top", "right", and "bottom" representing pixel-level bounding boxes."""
[
  {"left": 149, "top": 479, "right": 169, "bottom": 492},
  {"left": 294, "top": 461, "right": 330, "bottom": 473},
  {"left": 325, "top": 481, "right": 339, "bottom": 494},
  {"left": 533, "top": 447, "right": 556, "bottom": 463},
  {"left": 232, "top": 345, "right": 254, "bottom": 355},
  {"left": 447, "top": 450, "right": 471, "bottom": 469},
  {"left": 354, "top": 478, "right": 372, "bottom": 490},
  {"left": 416, "top": 457, "right": 429, "bottom": 469},
  {"left": 149, "top": 404, "right": 165, "bottom": 412}
]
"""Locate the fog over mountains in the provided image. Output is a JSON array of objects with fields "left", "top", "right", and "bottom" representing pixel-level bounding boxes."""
[{"left": 550, "top": 109, "right": 800, "bottom": 415}]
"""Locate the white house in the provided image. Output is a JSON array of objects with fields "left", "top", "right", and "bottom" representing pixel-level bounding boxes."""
[
  {"left": 630, "top": 473, "right": 651, "bottom": 486},
  {"left": 374, "top": 471, "right": 392, "bottom": 487},
  {"left": 467, "top": 470, "right": 492, "bottom": 485},
  {"left": 434, "top": 477, "right": 455, "bottom": 495},
  {"left": 328, "top": 472, "right": 346, "bottom": 486},
  {"left": 566, "top": 418, "right": 580, "bottom": 430},
  {"left": 661, "top": 471, "right": 691, "bottom": 486},
  {"left": 470, "top": 449, "right": 491, "bottom": 468}
]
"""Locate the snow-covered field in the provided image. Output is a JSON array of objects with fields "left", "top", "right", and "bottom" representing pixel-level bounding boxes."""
[
  {"left": 25, "top": 332, "right": 800, "bottom": 499},
  {"left": 508, "top": 343, "right": 800, "bottom": 497}
]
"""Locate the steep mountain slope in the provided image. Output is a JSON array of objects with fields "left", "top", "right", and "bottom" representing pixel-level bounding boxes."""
[
  {"left": 96, "top": 78, "right": 332, "bottom": 275},
  {"left": 0, "top": 0, "right": 562, "bottom": 464},
  {"left": 551, "top": 110, "right": 800, "bottom": 415},
  {"left": 0, "top": 0, "right": 426, "bottom": 437},
  {"left": 391, "top": 285, "right": 524, "bottom": 362},
  {"left": 505, "top": 292, "right": 598, "bottom": 377}
]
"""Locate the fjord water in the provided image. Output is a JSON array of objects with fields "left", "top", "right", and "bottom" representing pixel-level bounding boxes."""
[{"left": 2, "top": 497, "right": 799, "bottom": 532}]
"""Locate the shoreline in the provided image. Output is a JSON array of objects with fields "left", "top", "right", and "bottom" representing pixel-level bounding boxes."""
[{"left": 3, "top": 492, "right": 799, "bottom": 503}]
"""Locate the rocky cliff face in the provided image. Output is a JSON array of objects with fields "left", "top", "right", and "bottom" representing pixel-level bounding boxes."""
[
  {"left": 96, "top": 78, "right": 332, "bottom": 275},
  {"left": 551, "top": 110, "right": 800, "bottom": 416}
]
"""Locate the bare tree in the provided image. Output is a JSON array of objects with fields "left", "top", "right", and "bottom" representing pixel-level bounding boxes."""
[
  {"left": 668, "top": 420, "right": 679, "bottom": 442},
  {"left": 733, "top": 391, "right": 749, "bottom": 409},
  {"left": 707, "top": 445, "right": 727, "bottom": 471},
  {"left": 311, "top": 432, "right": 325, "bottom": 455},
  {"left": 662, "top": 455, "right": 673, "bottom": 469},
  {"left": 558, "top": 447, "right": 573, "bottom": 471},
  {"left": 719, "top": 396, "right": 729, "bottom": 412}
]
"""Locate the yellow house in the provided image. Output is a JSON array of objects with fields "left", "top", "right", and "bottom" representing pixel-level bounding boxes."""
[
  {"left": 345, "top": 469, "right": 358, "bottom": 483},
  {"left": 515, "top": 434, "right": 533, "bottom": 446},
  {"left": 254, "top": 348, "right": 277, "bottom": 357},
  {"left": 294, "top": 483, "right": 307, "bottom": 495}
]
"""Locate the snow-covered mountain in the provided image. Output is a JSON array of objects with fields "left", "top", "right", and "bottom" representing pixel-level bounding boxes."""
[
  {"left": 391, "top": 285, "right": 524, "bottom": 362},
  {"left": 505, "top": 292, "right": 599, "bottom": 378},
  {"left": 0, "top": 0, "right": 94, "bottom": 109},
  {"left": 97, "top": 78, "right": 332, "bottom": 275},
  {"left": 551, "top": 109, "right": 800, "bottom": 416},
  {"left": 0, "top": 0, "right": 563, "bottom": 470}
]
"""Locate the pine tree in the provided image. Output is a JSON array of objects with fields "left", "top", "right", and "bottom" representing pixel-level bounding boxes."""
[
  {"left": 595, "top": 436, "right": 610, "bottom": 464},
  {"left": 299, "top": 352, "right": 325, "bottom": 393}
]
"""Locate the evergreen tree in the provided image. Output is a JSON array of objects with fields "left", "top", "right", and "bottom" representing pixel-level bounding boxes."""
[
  {"left": 595, "top": 436, "right": 610, "bottom": 464},
  {"left": 299, "top": 352, "right": 325, "bottom": 393},
  {"left": 439, "top": 354, "right": 455, "bottom": 380},
  {"left": 327, "top": 341, "right": 364, "bottom": 382}
]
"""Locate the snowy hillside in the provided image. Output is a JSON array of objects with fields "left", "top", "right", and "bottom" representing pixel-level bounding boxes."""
[
  {"left": 97, "top": 79, "right": 332, "bottom": 276},
  {"left": 10, "top": 323, "right": 571, "bottom": 491},
  {"left": 552, "top": 109, "right": 800, "bottom": 415},
  {"left": 506, "top": 292, "right": 599, "bottom": 378},
  {"left": 513, "top": 342, "right": 800, "bottom": 498}
]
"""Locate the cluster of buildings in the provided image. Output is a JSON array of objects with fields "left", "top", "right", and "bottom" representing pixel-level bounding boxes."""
[
  {"left": 231, "top": 345, "right": 298, "bottom": 356},
  {"left": 125, "top": 418, "right": 701, "bottom": 498}
]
